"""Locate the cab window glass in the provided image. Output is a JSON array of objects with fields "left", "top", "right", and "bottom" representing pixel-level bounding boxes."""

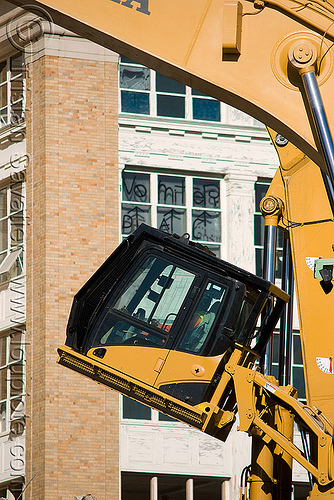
[
  {"left": 234, "top": 299, "right": 254, "bottom": 340},
  {"left": 91, "top": 256, "right": 196, "bottom": 348},
  {"left": 114, "top": 256, "right": 195, "bottom": 331},
  {"left": 177, "top": 282, "right": 227, "bottom": 354},
  {"left": 95, "top": 315, "right": 167, "bottom": 348}
]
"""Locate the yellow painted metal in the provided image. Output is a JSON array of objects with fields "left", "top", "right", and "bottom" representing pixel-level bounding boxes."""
[
  {"left": 9, "top": 0, "right": 334, "bottom": 168},
  {"left": 58, "top": 344, "right": 207, "bottom": 428},
  {"left": 224, "top": 351, "right": 334, "bottom": 489},
  {"left": 266, "top": 129, "right": 334, "bottom": 422},
  {"left": 222, "top": 1, "right": 243, "bottom": 55},
  {"left": 307, "top": 484, "right": 334, "bottom": 498},
  {"left": 249, "top": 434, "right": 275, "bottom": 500},
  {"left": 87, "top": 345, "right": 223, "bottom": 388},
  {"left": 273, "top": 402, "right": 294, "bottom": 499},
  {"left": 154, "top": 350, "right": 223, "bottom": 388},
  {"left": 87, "top": 345, "right": 167, "bottom": 386}
]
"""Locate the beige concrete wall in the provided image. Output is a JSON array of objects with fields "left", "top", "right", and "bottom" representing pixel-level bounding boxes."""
[{"left": 25, "top": 50, "right": 120, "bottom": 500}]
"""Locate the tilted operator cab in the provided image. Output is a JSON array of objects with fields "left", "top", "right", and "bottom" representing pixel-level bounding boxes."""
[{"left": 58, "top": 225, "right": 288, "bottom": 430}]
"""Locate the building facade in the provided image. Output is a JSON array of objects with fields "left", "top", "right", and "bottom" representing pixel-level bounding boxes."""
[{"left": 0, "top": 2, "right": 309, "bottom": 499}]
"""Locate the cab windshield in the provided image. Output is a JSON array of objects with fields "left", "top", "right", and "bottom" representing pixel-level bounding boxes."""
[{"left": 89, "top": 255, "right": 196, "bottom": 348}]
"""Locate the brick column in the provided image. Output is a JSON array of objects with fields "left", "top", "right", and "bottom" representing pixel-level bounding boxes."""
[{"left": 25, "top": 39, "right": 119, "bottom": 500}]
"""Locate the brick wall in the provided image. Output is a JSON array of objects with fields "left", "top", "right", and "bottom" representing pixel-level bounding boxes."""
[{"left": 25, "top": 52, "right": 119, "bottom": 500}]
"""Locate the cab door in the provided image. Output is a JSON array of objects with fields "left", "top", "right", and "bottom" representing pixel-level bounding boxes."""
[{"left": 153, "top": 279, "right": 230, "bottom": 405}]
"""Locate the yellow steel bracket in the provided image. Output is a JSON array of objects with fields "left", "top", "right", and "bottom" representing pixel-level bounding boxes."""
[{"left": 226, "top": 361, "right": 334, "bottom": 486}]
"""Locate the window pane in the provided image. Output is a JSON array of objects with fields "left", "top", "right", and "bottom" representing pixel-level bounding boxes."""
[
  {"left": 272, "top": 364, "right": 278, "bottom": 380},
  {"left": 177, "top": 282, "right": 227, "bottom": 353},
  {"left": 122, "top": 204, "right": 150, "bottom": 234},
  {"left": 122, "top": 172, "right": 150, "bottom": 203},
  {"left": 204, "top": 244, "right": 220, "bottom": 257},
  {"left": 0, "top": 336, "right": 6, "bottom": 367},
  {"left": 9, "top": 333, "right": 22, "bottom": 364},
  {"left": 0, "top": 219, "right": 8, "bottom": 252},
  {"left": 193, "top": 98, "right": 220, "bottom": 121},
  {"left": 255, "top": 247, "right": 282, "bottom": 279},
  {"left": 0, "top": 189, "right": 7, "bottom": 218},
  {"left": 151, "top": 266, "right": 195, "bottom": 329},
  {"left": 123, "top": 396, "right": 151, "bottom": 419},
  {"left": 10, "top": 212, "right": 23, "bottom": 247},
  {"left": 277, "top": 227, "right": 284, "bottom": 248},
  {"left": 120, "top": 65, "right": 150, "bottom": 90},
  {"left": 156, "top": 73, "right": 185, "bottom": 94},
  {"left": 11, "top": 78, "right": 23, "bottom": 104},
  {"left": 0, "top": 401, "right": 6, "bottom": 432},
  {"left": 254, "top": 214, "right": 264, "bottom": 246},
  {"left": 9, "top": 252, "right": 23, "bottom": 280},
  {"left": 0, "top": 108, "right": 7, "bottom": 127},
  {"left": 121, "top": 90, "right": 149, "bottom": 114},
  {"left": 292, "top": 366, "right": 306, "bottom": 399},
  {"left": 192, "top": 210, "right": 221, "bottom": 242},
  {"left": 255, "top": 183, "right": 269, "bottom": 211},
  {"left": 114, "top": 257, "right": 195, "bottom": 331},
  {"left": 255, "top": 247, "right": 263, "bottom": 276},
  {"left": 0, "top": 368, "right": 6, "bottom": 401},
  {"left": 158, "top": 175, "right": 185, "bottom": 206},
  {"left": 10, "top": 332, "right": 24, "bottom": 398},
  {"left": 276, "top": 249, "right": 283, "bottom": 278},
  {"left": 293, "top": 334, "right": 303, "bottom": 365},
  {"left": 272, "top": 333, "right": 279, "bottom": 364},
  {"left": 0, "top": 61, "right": 6, "bottom": 84},
  {"left": 114, "top": 256, "right": 158, "bottom": 313},
  {"left": 95, "top": 314, "right": 167, "bottom": 347},
  {"left": 10, "top": 182, "right": 23, "bottom": 213},
  {"left": 191, "top": 89, "right": 207, "bottom": 96},
  {"left": 0, "top": 83, "right": 7, "bottom": 109},
  {"left": 10, "top": 100, "right": 23, "bottom": 125},
  {"left": 193, "top": 179, "right": 220, "bottom": 208},
  {"left": 158, "top": 412, "right": 176, "bottom": 422},
  {"left": 93, "top": 309, "right": 167, "bottom": 347},
  {"left": 10, "top": 53, "right": 24, "bottom": 78},
  {"left": 10, "top": 362, "right": 24, "bottom": 398},
  {"left": 158, "top": 208, "right": 186, "bottom": 235},
  {"left": 120, "top": 56, "right": 136, "bottom": 64},
  {"left": 93, "top": 258, "right": 195, "bottom": 347},
  {"left": 157, "top": 94, "right": 185, "bottom": 118}
]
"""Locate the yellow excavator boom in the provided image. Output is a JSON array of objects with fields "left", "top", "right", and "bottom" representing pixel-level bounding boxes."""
[{"left": 9, "top": 0, "right": 334, "bottom": 168}]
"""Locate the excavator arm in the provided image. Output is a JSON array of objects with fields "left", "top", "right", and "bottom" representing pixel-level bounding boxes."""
[{"left": 8, "top": 0, "right": 334, "bottom": 167}]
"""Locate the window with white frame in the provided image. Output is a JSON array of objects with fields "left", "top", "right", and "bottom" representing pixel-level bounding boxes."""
[
  {"left": 0, "top": 53, "right": 25, "bottom": 129},
  {"left": 121, "top": 170, "right": 223, "bottom": 256},
  {"left": 0, "top": 330, "right": 25, "bottom": 436},
  {"left": 0, "top": 180, "right": 24, "bottom": 283},
  {"left": 119, "top": 56, "right": 262, "bottom": 126}
]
